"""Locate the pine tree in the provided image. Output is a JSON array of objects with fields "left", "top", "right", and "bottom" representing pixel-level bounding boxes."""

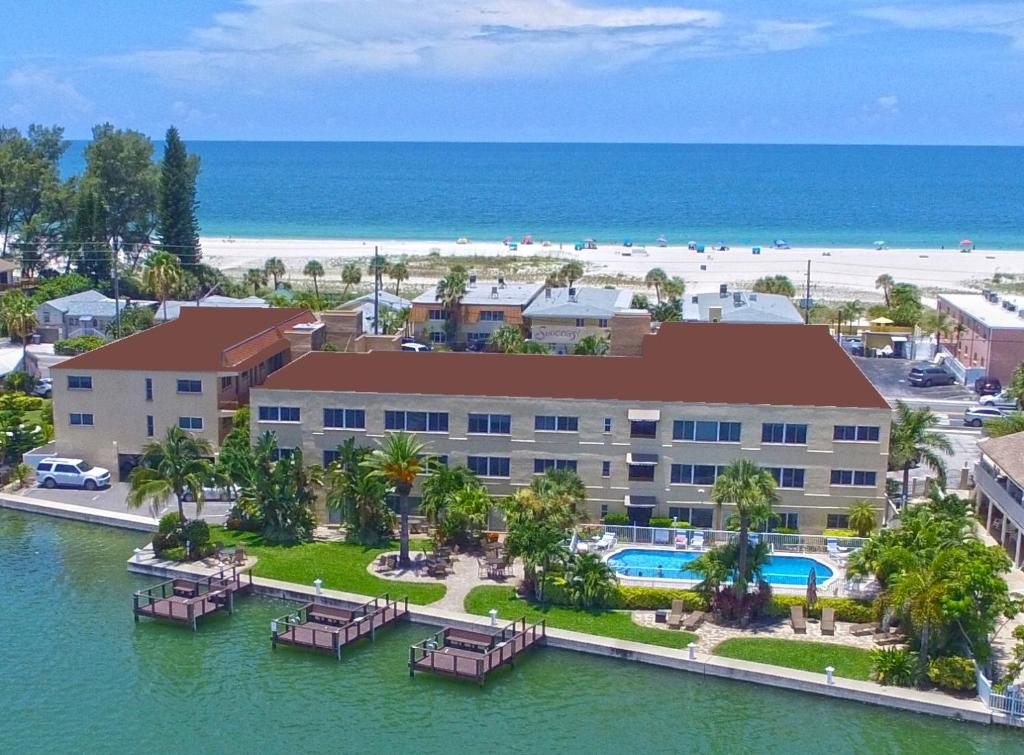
[{"left": 156, "top": 126, "right": 201, "bottom": 266}]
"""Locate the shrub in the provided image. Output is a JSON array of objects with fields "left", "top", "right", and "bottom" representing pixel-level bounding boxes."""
[
  {"left": 160, "top": 546, "right": 187, "bottom": 562},
  {"left": 870, "top": 647, "right": 918, "bottom": 687},
  {"left": 772, "top": 527, "right": 800, "bottom": 535},
  {"left": 11, "top": 462, "right": 33, "bottom": 488},
  {"left": 602, "top": 513, "right": 629, "bottom": 525},
  {"left": 159, "top": 512, "right": 183, "bottom": 535},
  {"left": 54, "top": 335, "right": 107, "bottom": 356},
  {"left": 927, "top": 656, "right": 976, "bottom": 693},
  {"left": 183, "top": 519, "right": 211, "bottom": 547},
  {"left": 543, "top": 580, "right": 708, "bottom": 611},
  {"left": 823, "top": 528, "right": 858, "bottom": 538},
  {"left": 648, "top": 517, "right": 674, "bottom": 528}
]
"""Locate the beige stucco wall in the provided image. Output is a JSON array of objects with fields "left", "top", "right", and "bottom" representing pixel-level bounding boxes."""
[
  {"left": 249, "top": 387, "right": 891, "bottom": 533},
  {"left": 527, "top": 316, "right": 611, "bottom": 354}
]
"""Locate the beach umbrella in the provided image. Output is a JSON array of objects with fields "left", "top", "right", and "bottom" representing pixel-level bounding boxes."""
[
  {"left": 806, "top": 568, "right": 818, "bottom": 610},
  {"left": 871, "top": 316, "right": 894, "bottom": 325},
  {"left": 873, "top": 240, "right": 886, "bottom": 249},
  {"left": 960, "top": 239, "right": 973, "bottom": 246}
]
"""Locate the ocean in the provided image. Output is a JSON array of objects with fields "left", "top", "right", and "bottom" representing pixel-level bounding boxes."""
[{"left": 62, "top": 142, "right": 1024, "bottom": 248}]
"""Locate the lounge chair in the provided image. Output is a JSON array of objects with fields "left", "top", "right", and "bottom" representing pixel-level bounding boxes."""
[
  {"left": 790, "top": 604, "right": 807, "bottom": 634},
  {"left": 873, "top": 632, "right": 907, "bottom": 647},
  {"left": 849, "top": 622, "right": 878, "bottom": 637},
  {"left": 690, "top": 533, "right": 705, "bottom": 550},
  {"left": 674, "top": 533, "right": 688, "bottom": 549},
  {"left": 682, "top": 610, "right": 706, "bottom": 631},
  {"left": 653, "top": 529, "right": 671, "bottom": 546},
  {"left": 821, "top": 606, "right": 836, "bottom": 636},
  {"left": 594, "top": 533, "right": 616, "bottom": 551},
  {"left": 826, "top": 537, "right": 849, "bottom": 564},
  {"left": 667, "top": 599, "right": 685, "bottom": 629}
]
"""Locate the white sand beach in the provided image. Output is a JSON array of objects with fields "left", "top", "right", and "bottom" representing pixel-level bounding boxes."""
[{"left": 201, "top": 236, "right": 1024, "bottom": 301}]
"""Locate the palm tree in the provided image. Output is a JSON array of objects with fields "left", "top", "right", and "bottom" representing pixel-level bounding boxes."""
[
  {"left": 889, "top": 401, "right": 953, "bottom": 505},
  {"left": 143, "top": 250, "right": 183, "bottom": 322},
  {"left": 435, "top": 268, "right": 468, "bottom": 344},
  {"left": 389, "top": 261, "right": 409, "bottom": 296},
  {"left": 875, "top": 273, "right": 894, "bottom": 307},
  {"left": 340, "top": 261, "right": 361, "bottom": 297},
  {"left": 983, "top": 412, "right": 1024, "bottom": 438},
  {"left": 489, "top": 324, "right": 525, "bottom": 353},
  {"left": 264, "top": 257, "right": 286, "bottom": 290},
  {"left": 363, "top": 431, "right": 429, "bottom": 567},
  {"left": 711, "top": 459, "right": 778, "bottom": 600},
  {"left": 558, "top": 261, "right": 584, "bottom": 288},
  {"left": 644, "top": 268, "right": 668, "bottom": 303},
  {"left": 839, "top": 299, "right": 865, "bottom": 337},
  {"left": 573, "top": 334, "right": 609, "bottom": 355},
  {"left": 848, "top": 500, "right": 877, "bottom": 537},
  {"left": 887, "top": 552, "right": 954, "bottom": 673},
  {"left": 662, "top": 276, "right": 686, "bottom": 302},
  {"left": 920, "top": 309, "right": 954, "bottom": 357},
  {"left": 563, "top": 552, "right": 616, "bottom": 608},
  {"left": 303, "top": 260, "right": 324, "bottom": 303},
  {"left": 0, "top": 290, "right": 39, "bottom": 367},
  {"left": 420, "top": 464, "right": 480, "bottom": 526},
  {"left": 243, "top": 268, "right": 267, "bottom": 296},
  {"left": 521, "top": 340, "right": 551, "bottom": 354},
  {"left": 126, "top": 426, "right": 216, "bottom": 526}
]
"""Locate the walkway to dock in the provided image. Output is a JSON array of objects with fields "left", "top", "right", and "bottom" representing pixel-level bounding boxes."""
[
  {"left": 271, "top": 594, "right": 409, "bottom": 659},
  {"left": 133, "top": 566, "right": 253, "bottom": 630},
  {"left": 409, "top": 617, "right": 546, "bottom": 685}
]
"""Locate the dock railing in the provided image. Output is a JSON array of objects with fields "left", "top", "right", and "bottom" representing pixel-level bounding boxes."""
[
  {"left": 976, "top": 662, "right": 1024, "bottom": 722},
  {"left": 409, "top": 617, "right": 546, "bottom": 682},
  {"left": 600, "top": 525, "right": 867, "bottom": 553},
  {"left": 133, "top": 565, "right": 252, "bottom": 628}
]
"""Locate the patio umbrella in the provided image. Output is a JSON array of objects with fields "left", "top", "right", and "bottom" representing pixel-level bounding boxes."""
[
  {"left": 871, "top": 316, "right": 894, "bottom": 325},
  {"left": 806, "top": 568, "right": 818, "bottom": 610}
]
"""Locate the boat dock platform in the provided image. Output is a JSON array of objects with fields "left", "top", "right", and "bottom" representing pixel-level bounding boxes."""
[
  {"left": 409, "top": 617, "right": 545, "bottom": 685},
  {"left": 133, "top": 566, "right": 253, "bottom": 630},
  {"left": 271, "top": 593, "right": 409, "bottom": 659}
]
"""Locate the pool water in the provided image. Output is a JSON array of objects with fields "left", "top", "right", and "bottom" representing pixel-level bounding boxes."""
[{"left": 607, "top": 548, "right": 835, "bottom": 586}]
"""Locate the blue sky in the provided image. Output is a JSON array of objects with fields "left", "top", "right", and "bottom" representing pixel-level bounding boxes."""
[{"left": 3, "top": 1, "right": 1024, "bottom": 144}]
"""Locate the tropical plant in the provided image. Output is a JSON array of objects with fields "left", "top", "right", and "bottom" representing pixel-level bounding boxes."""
[
  {"left": 419, "top": 463, "right": 487, "bottom": 543},
  {"left": 303, "top": 259, "right": 324, "bottom": 302},
  {"left": 126, "top": 426, "right": 218, "bottom": 529},
  {"left": 630, "top": 292, "right": 649, "bottom": 310},
  {"left": 644, "top": 268, "right": 668, "bottom": 303},
  {"left": 11, "top": 462, "right": 33, "bottom": 488},
  {"left": 1006, "top": 362, "right": 1024, "bottom": 404},
  {"left": 662, "top": 276, "right": 685, "bottom": 301},
  {"left": 558, "top": 261, "right": 584, "bottom": 288},
  {"left": 886, "top": 552, "right": 954, "bottom": 673},
  {"left": 926, "top": 656, "right": 976, "bottom": 692},
  {"left": 243, "top": 267, "right": 267, "bottom": 295},
  {"left": 528, "top": 467, "right": 588, "bottom": 522},
  {"left": 363, "top": 431, "right": 428, "bottom": 566},
  {"left": 870, "top": 647, "right": 918, "bottom": 687},
  {"left": 142, "top": 250, "right": 182, "bottom": 321},
  {"left": 501, "top": 511, "right": 567, "bottom": 602},
  {"left": 711, "top": 460, "right": 778, "bottom": 603},
  {"left": 0, "top": 290, "right": 38, "bottom": 366},
  {"left": 264, "top": 257, "right": 286, "bottom": 289},
  {"left": 340, "top": 261, "right": 361, "bottom": 296},
  {"left": 562, "top": 551, "right": 617, "bottom": 609},
  {"left": 650, "top": 301, "right": 680, "bottom": 322},
  {"left": 920, "top": 309, "right": 954, "bottom": 357},
  {"left": 389, "top": 261, "right": 409, "bottom": 296},
  {"left": 325, "top": 438, "right": 394, "bottom": 545},
  {"left": 752, "top": 275, "right": 797, "bottom": 297},
  {"left": 435, "top": 268, "right": 468, "bottom": 343},
  {"left": 521, "top": 340, "right": 551, "bottom": 354},
  {"left": 848, "top": 500, "right": 877, "bottom": 537},
  {"left": 54, "top": 335, "right": 106, "bottom": 355},
  {"left": 888, "top": 401, "right": 952, "bottom": 504},
  {"left": 489, "top": 324, "right": 525, "bottom": 353},
  {"left": 573, "top": 334, "right": 609, "bottom": 355},
  {"left": 875, "top": 273, "right": 894, "bottom": 307},
  {"left": 984, "top": 412, "right": 1024, "bottom": 438}
]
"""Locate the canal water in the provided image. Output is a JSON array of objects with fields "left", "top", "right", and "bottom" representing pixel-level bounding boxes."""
[{"left": 1, "top": 510, "right": 1019, "bottom": 754}]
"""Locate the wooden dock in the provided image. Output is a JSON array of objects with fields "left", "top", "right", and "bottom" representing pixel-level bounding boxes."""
[
  {"left": 271, "top": 594, "right": 409, "bottom": 659},
  {"left": 133, "top": 566, "right": 253, "bottom": 630},
  {"left": 409, "top": 617, "right": 545, "bottom": 685}
]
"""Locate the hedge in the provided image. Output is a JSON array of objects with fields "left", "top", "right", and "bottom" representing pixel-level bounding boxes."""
[
  {"left": 545, "top": 579, "right": 708, "bottom": 611},
  {"left": 765, "top": 595, "right": 877, "bottom": 624}
]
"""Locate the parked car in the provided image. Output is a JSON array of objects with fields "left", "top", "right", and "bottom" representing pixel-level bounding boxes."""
[
  {"left": 400, "top": 342, "right": 432, "bottom": 352},
  {"left": 181, "top": 484, "right": 238, "bottom": 502},
  {"left": 907, "top": 365, "right": 956, "bottom": 387},
  {"left": 974, "top": 376, "right": 1003, "bottom": 396},
  {"left": 963, "top": 405, "right": 1006, "bottom": 427},
  {"left": 32, "top": 378, "right": 53, "bottom": 398},
  {"left": 979, "top": 390, "right": 1019, "bottom": 410},
  {"left": 36, "top": 458, "right": 111, "bottom": 490}
]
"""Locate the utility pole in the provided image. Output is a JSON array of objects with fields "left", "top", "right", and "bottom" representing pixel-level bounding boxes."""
[
  {"left": 113, "top": 239, "right": 122, "bottom": 338},
  {"left": 373, "top": 246, "right": 381, "bottom": 335},
  {"left": 804, "top": 259, "right": 811, "bottom": 324}
]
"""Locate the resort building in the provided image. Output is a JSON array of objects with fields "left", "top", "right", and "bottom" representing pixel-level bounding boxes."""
[
  {"left": 328, "top": 291, "right": 411, "bottom": 336},
  {"left": 50, "top": 307, "right": 319, "bottom": 478},
  {"left": 409, "top": 279, "right": 544, "bottom": 347},
  {"left": 523, "top": 286, "right": 639, "bottom": 354},
  {"left": 974, "top": 432, "right": 1024, "bottom": 567},
  {"left": 681, "top": 287, "right": 803, "bottom": 324},
  {"left": 251, "top": 322, "right": 891, "bottom": 533},
  {"left": 35, "top": 290, "right": 140, "bottom": 342},
  {"left": 936, "top": 292, "right": 1024, "bottom": 384}
]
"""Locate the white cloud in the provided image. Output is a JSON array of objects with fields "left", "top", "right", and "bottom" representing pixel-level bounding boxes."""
[
  {"left": 5, "top": 66, "right": 93, "bottom": 119},
  {"left": 863, "top": 3, "right": 1024, "bottom": 49},
  {"left": 100, "top": 0, "right": 829, "bottom": 84},
  {"left": 862, "top": 93, "right": 901, "bottom": 123}
]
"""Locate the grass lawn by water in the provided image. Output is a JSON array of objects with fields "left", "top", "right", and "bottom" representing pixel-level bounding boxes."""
[
  {"left": 464, "top": 585, "right": 697, "bottom": 649},
  {"left": 212, "top": 527, "right": 445, "bottom": 605},
  {"left": 713, "top": 638, "right": 874, "bottom": 681}
]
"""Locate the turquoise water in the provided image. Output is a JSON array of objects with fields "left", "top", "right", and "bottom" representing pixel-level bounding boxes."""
[
  {"left": 608, "top": 548, "right": 834, "bottom": 586},
  {"left": 1, "top": 510, "right": 1021, "bottom": 754},
  {"left": 60, "top": 142, "right": 1024, "bottom": 248}
]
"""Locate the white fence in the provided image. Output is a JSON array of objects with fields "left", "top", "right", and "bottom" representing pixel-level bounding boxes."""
[
  {"left": 601, "top": 524, "right": 867, "bottom": 554},
  {"left": 976, "top": 663, "right": 1024, "bottom": 722}
]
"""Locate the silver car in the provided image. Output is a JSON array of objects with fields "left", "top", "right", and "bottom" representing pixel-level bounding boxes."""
[
  {"left": 963, "top": 405, "right": 1006, "bottom": 427},
  {"left": 978, "top": 391, "right": 1019, "bottom": 411}
]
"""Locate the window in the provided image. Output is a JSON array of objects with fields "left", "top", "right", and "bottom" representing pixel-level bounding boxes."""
[
  {"left": 146, "top": 415, "right": 154, "bottom": 437},
  {"left": 630, "top": 420, "right": 658, "bottom": 439},
  {"left": 533, "top": 459, "right": 577, "bottom": 474},
  {"left": 673, "top": 420, "right": 741, "bottom": 442},
  {"left": 176, "top": 379, "right": 202, "bottom": 394},
  {"left": 670, "top": 464, "right": 720, "bottom": 485},
  {"left": 534, "top": 415, "right": 579, "bottom": 432},
  {"left": 467, "top": 413, "right": 511, "bottom": 434},
  {"left": 467, "top": 456, "right": 510, "bottom": 477},
  {"left": 600, "top": 504, "right": 609, "bottom": 517},
  {"left": 427, "top": 309, "right": 449, "bottom": 320},
  {"left": 428, "top": 331, "right": 447, "bottom": 344},
  {"left": 258, "top": 406, "right": 300, "bottom": 422},
  {"left": 833, "top": 425, "right": 881, "bottom": 442},
  {"left": 766, "top": 467, "right": 806, "bottom": 489},
  {"left": 67, "top": 375, "right": 92, "bottom": 390},
  {"left": 323, "top": 449, "right": 340, "bottom": 466},
  {"left": 827, "top": 513, "right": 850, "bottom": 529},
  {"left": 627, "top": 463, "right": 655, "bottom": 482},
  {"left": 421, "top": 455, "right": 449, "bottom": 472},
  {"left": 575, "top": 318, "right": 585, "bottom": 327},
  {"left": 220, "top": 376, "right": 233, "bottom": 390},
  {"left": 479, "top": 310, "right": 505, "bottom": 322},
  {"left": 761, "top": 423, "right": 808, "bottom": 444},
  {"left": 145, "top": 377, "right": 153, "bottom": 401},
  {"left": 270, "top": 447, "right": 294, "bottom": 462},
  {"left": 602, "top": 461, "right": 611, "bottom": 477},
  {"left": 178, "top": 416, "right": 203, "bottom": 431},
  {"left": 385, "top": 411, "right": 448, "bottom": 432},
  {"left": 830, "top": 470, "right": 878, "bottom": 486},
  {"left": 603, "top": 417, "right": 612, "bottom": 433},
  {"left": 69, "top": 413, "right": 94, "bottom": 426},
  {"left": 598, "top": 318, "right": 609, "bottom": 328},
  {"left": 772, "top": 512, "right": 800, "bottom": 530},
  {"left": 324, "top": 408, "right": 366, "bottom": 429},
  {"left": 668, "top": 507, "right": 714, "bottom": 528}
]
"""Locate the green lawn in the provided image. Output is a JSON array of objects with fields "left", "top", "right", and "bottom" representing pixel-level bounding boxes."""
[
  {"left": 464, "top": 585, "right": 697, "bottom": 649},
  {"left": 713, "top": 638, "right": 874, "bottom": 681},
  {"left": 24, "top": 397, "right": 51, "bottom": 429},
  {"left": 213, "top": 527, "right": 445, "bottom": 605}
]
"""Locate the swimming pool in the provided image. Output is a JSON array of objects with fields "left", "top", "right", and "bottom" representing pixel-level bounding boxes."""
[{"left": 607, "top": 548, "right": 834, "bottom": 586}]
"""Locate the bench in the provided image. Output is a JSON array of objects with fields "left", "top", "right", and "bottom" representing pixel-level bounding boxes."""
[
  {"left": 446, "top": 628, "right": 495, "bottom": 653},
  {"left": 307, "top": 604, "right": 355, "bottom": 627},
  {"left": 172, "top": 579, "right": 199, "bottom": 598}
]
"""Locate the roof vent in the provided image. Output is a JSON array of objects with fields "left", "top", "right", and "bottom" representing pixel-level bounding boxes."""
[
  {"left": 749, "top": 293, "right": 758, "bottom": 301},
  {"left": 733, "top": 291, "right": 743, "bottom": 307},
  {"left": 719, "top": 283, "right": 728, "bottom": 297},
  {"left": 569, "top": 287, "right": 578, "bottom": 302},
  {"left": 1004, "top": 300, "right": 1017, "bottom": 312},
  {"left": 545, "top": 287, "right": 551, "bottom": 299},
  {"left": 469, "top": 274, "right": 477, "bottom": 287},
  {"left": 497, "top": 276, "right": 506, "bottom": 288},
  {"left": 491, "top": 286, "right": 499, "bottom": 298},
  {"left": 691, "top": 295, "right": 698, "bottom": 304}
]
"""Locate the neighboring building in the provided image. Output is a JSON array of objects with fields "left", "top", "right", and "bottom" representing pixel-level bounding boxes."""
[
  {"left": 51, "top": 307, "right": 319, "bottom": 478},
  {"left": 975, "top": 432, "right": 1024, "bottom": 567},
  {"left": 331, "top": 291, "right": 411, "bottom": 335},
  {"left": 35, "top": 290, "right": 140, "bottom": 342},
  {"left": 153, "top": 295, "right": 269, "bottom": 322},
  {"left": 0, "top": 259, "right": 17, "bottom": 289},
  {"left": 409, "top": 280, "right": 544, "bottom": 347},
  {"left": 252, "top": 322, "right": 890, "bottom": 532},
  {"left": 937, "top": 292, "right": 1024, "bottom": 384},
  {"left": 682, "top": 286, "right": 803, "bottom": 324},
  {"left": 523, "top": 286, "right": 636, "bottom": 354}
]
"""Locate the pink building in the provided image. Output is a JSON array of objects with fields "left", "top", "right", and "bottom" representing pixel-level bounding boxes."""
[{"left": 937, "top": 293, "right": 1024, "bottom": 384}]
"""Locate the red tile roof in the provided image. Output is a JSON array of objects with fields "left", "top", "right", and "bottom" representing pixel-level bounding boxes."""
[
  {"left": 53, "top": 307, "right": 315, "bottom": 372},
  {"left": 259, "top": 322, "right": 889, "bottom": 409}
]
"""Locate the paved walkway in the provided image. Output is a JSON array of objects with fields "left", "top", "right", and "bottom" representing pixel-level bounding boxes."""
[{"left": 368, "top": 552, "right": 523, "bottom": 612}]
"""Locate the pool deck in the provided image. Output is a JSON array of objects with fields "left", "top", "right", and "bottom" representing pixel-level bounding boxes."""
[{"left": 126, "top": 547, "right": 1010, "bottom": 728}]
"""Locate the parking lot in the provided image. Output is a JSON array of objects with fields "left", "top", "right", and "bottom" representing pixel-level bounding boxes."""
[
  {"left": 852, "top": 356, "right": 975, "bottom": 405},
  {"left": 25, "top": 482, "right": 232, "bottom": 523}
]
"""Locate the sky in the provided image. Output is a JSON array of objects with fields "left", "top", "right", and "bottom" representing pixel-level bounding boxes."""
[{"left": 3, "top": 1, "right": 1024, "bottom": 145}]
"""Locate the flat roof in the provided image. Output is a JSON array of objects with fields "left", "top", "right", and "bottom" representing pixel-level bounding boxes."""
[
  {"left": 53, "top": 307, "right": 315, "bottom": 372},
  {"left": 682, "top": 290, "right": 803, "bottom": 324},
  {"left": 523, "top": 287, "right": 633, "bottom": 318},
  {"left": 938, "top": 293, "right": 1024, "bottom": 329},
  {"left": 260, "top": 322, "right": 888, "bottom": 409},
  {"left": 979, "top": 433, "right": 1024, "bottom": 484},
  {"left": 412, "top": 281, "right": 544, "bottom": 307}
]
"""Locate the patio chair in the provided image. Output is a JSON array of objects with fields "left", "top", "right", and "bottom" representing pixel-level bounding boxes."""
[
  {"left": 667, "top": 599, "right": 685, "bottom": 629},
  {"left": 594, "top": 533, "right": 616, "bottom": 551},
  {"left": 674, "top": 533, "right": 688, "bottom": 550},
  {"left": 690, "top": 533, "right": 705, "bottom": 550},
  {"left": 653, "top": 529, "right": 671, "bottom": 546},
  {"left": 232, "top": 545, "right": 247, "bottom": 566},
  {"left": 821, "top": 606, "right": 836, "bottom": 636},
  {"left": 790, "top": 604, "right": 807, "bottom": 634},
  {"left": 682, "top": 611, "right": 706, "bottom": 631}
]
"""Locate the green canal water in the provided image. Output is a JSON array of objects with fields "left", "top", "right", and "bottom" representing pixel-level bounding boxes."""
[{"left": 1, "top": 511, "right": 1021, "bottom": 754}]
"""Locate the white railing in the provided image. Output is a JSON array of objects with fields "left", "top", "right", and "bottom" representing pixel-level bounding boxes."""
[
  {"left": 600, "top": 524, "right": 867, "bottom": 553},
  {"left": 976, "top": 663, "right": 1024, "bottom": 721}
]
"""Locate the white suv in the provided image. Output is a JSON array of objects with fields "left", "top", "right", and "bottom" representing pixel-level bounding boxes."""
[{"left": 36, "top": 458, "right": 112, "bottom": 491}]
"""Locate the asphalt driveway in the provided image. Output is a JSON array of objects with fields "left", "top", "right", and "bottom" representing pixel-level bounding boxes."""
[
  {"left": 24, "top": 482, "right": 231, "bottom": 523},
  {"left": 852, "top": 357, "right": 974, "bottom": 403}
]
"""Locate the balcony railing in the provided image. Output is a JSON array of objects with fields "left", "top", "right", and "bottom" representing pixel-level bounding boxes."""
[{"left": 973, "top": 462, "right": 1024, "bottom": 526}]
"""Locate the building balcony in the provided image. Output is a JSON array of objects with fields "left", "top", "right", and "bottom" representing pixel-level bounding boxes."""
[{"left": 974, "top": 461, "right": 1024, "bottom": 529}]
